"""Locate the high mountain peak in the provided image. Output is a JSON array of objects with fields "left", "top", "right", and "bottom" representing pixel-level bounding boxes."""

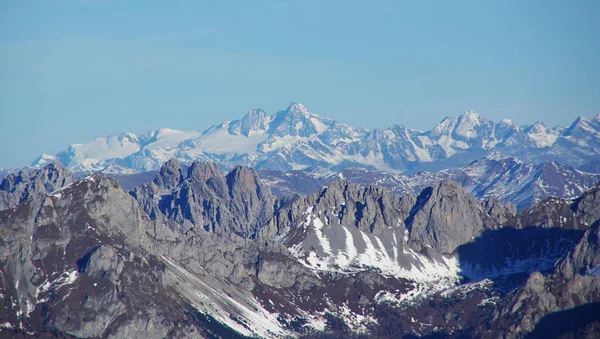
[
  {"left": 153, "top": 158, "right": 185, "bottom": 189},
  {"left": 30, "top": 153, "right": 60, "bottom": 168},
  {"left": 189, "top": 160, "right": 224, "bottom": 182},
  {"left": 461, "top": 110, "right": 480, "bottom": 120},
  {"left": 25, "top": 103, "right": 600, "bottom": 176},
  {"left": 232, "top": 109, "right": 270, "bottom": 136},
  {"left": 286, "top": 102, "right": 310, "bottom": 115}
]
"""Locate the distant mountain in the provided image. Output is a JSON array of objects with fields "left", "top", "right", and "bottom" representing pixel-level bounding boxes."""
[
  {"left": 29, "top": 103, "right": 600, "bottom": 175},
  {"left": 257, "top": 154, "right": 600, "bottom": 211},
  {"left": 444, "top": 155, "right": 600, "bottom": 210},
  {"left": 107, "top": 153, "right": 600, "bottom": 212}
]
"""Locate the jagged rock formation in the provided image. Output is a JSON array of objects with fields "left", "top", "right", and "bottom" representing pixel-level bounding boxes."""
[
  {"left": 554, "top": 185, "right": 600, "bottom": 277},
  {"left": 0, "top": 168, "right": 14, "bottom": 183},
  {"left": 269, "top": 180, "right": 416, "bottom": 237},
  {"left": 132, "top": 159, "right": 275, "bottom": 238},
  {"left": 406, "top": 180, "right": 514, "bottom": 254},
  {"left": 109, "top": 153, "right": 600, "bottom": 214},
  {"left": 0, "top": 161, "right": 74, "bottom": 211},
  {"left": 0, "top": 174, "right": 211, "bottom": 337},
  {"left": 1, "top": 160, "right": 599, "bottom": 338},
  {"left": 257, "top": 154, "right": 600, "bottom": 211}
]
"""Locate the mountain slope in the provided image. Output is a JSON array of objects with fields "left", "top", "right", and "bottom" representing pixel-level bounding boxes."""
[
  {"left": 2, "top": 161, "right": 600, "bottom": 338},
  {"left": 447, "top": 155, "right": 600, "bottom": 210}
]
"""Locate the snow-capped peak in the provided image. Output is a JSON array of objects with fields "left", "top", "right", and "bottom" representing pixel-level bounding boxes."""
[
  {"left": 24, "top": 104, "right": 600, "bottom": 176},
  {"left": 524, "top": 121, "right": 558, "bottom": 148},
  {"left": 453, "top": 110, "right": 489, "bottom": 139},
  {"left": 461, "top": 110, "right": 481, "bottom": 122},
  {"left": 236, "top": 109, "right": 270, "bottom": 136},
  {"left": 287, "top": 102, "right": 310, "bottom": 115},
  {"left": 152, "top": 128, "right": 181, "bottom": 138},
  {"left": 30, "top": 154, "right": 60, "bottom": 168},
  {"left": 526, "top": 121, "right": 547, "bottom": 133},
  {"left": 564, "top": 115, "right": 600, "bottom": 138}
]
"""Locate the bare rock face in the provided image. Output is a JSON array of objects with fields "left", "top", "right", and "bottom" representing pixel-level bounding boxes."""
[
  {"left": 255, "top": 253, "right": 320, "bottom": 290},
  {"left": 153, "top": 158, "right": 185, "bottom": 190},
  {"left": 484, "top": 196, "right": 517, "bottom": 225},
  {"left": 406, "top": 180, "right": 506, "bottom": 254},
  {"left": 558, "top": 221, "right": 600, "bottom": 277},
  {"left": 557, "top": 186, "right": 600, "bottom": 277},
  {"left": 2, "top": 157, "right": 600, "bottom": 338},
  {"left": 472, "top": 185, "right": 600, "bottom": 338},
  {"left": 489, "top": 271, "right": 558, "bottom": 335},
  {"left": 0, "top": 173, "right": 216, "bottom": 338},
  {"left": 483, "top": 270, "right": 600, "bottom": 338},
  {"left": 572, "top": 184, "right": 600, "bottom": 228},
  {"left": 225, "top": 165, "right": 275, "bottom": 235},
  {"left": 0, "top": 162, "right": 73, "bottom": 211},
  {"left": 133, "top": 159, "right": 276, "bottom": 238},
  {"left": 268, "top": 180, "right": 416, "bottom": 239}
]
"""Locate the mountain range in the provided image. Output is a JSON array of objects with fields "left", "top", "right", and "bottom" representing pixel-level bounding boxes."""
[
  {"left": 29, "top": 103, "right": 600, "bottom": 175},
  {"left": 259, "top": 154, "right": 600, "bottom": 211},
  {"left": 111, "top": 153, "right": 600, "bottom": 212},
  {"left": 1, "top": 160, "right": 599, "bottom": 338},
  {"left": 2, "top": 103, "right": 600, "bottom": 338}
]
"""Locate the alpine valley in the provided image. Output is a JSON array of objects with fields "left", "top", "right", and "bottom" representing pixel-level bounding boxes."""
[{"left": 1, "top": 104, "right": 600, "bottom": 338}]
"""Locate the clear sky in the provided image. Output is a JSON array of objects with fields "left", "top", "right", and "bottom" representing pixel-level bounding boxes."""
[{"left": 1, "top": 1, "right": 599, "bottom": 168}]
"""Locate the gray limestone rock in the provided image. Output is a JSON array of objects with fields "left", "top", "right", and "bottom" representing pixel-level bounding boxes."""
[
  {"left": 0, "top": 173, "right": 240, "bottom": 338},
  {"left": 2, "top": 157, "right": 599, "bottom": 338},
  {"left": 256, "top": 253, "right": 320, "bottom": 290},
  {"left": 556, "top": 186, "right": 600, "bottom": 277},
  {"left": 407, "top": 180, "right": 502, "bottom": 254},
  {"left": 133, "top": 159, "right": 276, "bottom": 238},
  {"left": 267, "top": 180, "right": 415, "bottom": 239},
  {"left": 153, "top": 158, "right": 185, "bottom": 190},
  {"left": 0, "top": 161, "right": 74, "bottom": 211}
]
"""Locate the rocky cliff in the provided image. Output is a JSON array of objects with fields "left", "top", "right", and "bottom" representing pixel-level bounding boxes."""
[{"left": 0, "top": 160, "right": 599, "bottom": 338}]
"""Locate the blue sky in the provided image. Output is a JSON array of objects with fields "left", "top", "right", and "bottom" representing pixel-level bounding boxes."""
[{"left": 1, "top": 1, "right": 599, "bottom": 168}]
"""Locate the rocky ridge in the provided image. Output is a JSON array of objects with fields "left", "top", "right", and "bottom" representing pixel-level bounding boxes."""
[
  {"left": 0, "top": 160, "right": 599, "bottom": 338},
  {"left": 0, "top": 161, "right": 74, "bottom": 211},
  {"left": 259, "top": 154, "right": 600, "bottom": 212}
]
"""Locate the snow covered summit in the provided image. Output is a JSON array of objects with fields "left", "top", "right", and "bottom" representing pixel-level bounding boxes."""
[{"left": 31, "top": 103, "right": 600, "bottom": 174}]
